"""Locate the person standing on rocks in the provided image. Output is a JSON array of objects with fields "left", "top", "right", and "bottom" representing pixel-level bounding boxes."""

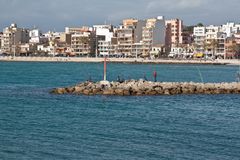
[
  {"left": 153, "top": 71, "right": 157, "bottom": 82},
  {"left": 143, "top": 74, "right": 148, "bottom": 81}
]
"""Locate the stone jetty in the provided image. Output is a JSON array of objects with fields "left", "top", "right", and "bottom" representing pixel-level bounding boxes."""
[{"left": 50, "top": 80, "right": 240, "bottom": 96}]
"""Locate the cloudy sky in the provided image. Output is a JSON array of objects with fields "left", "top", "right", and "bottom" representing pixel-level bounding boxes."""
[{"left": 0, "top": 0, "right": 239, "bottom": 31}]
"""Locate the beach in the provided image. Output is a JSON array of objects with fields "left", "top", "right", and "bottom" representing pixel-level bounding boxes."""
[{"left": 1, "top": 56, "right": 240, "bottom": 65}]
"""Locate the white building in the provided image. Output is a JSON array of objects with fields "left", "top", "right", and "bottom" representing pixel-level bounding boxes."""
[
  {"left": 93, "top": 25, "right": 114, "bottom": 56},
  {"left": 29, "top": 29, "right": 41, "bottom": 43},
  {"left": 37, "top": 44, "right": 55, "bottom": 56},
  {"left": 193, "top": 27, "right": 206, "bottom": 53},
  {"left": 29, "top": 29, "right": 48, "bottom": 44},
  {"left": 93, "top": 25, "right": 113, "bottom": 42},
  {"left": 221, "top": 22, "right": 240, "bottom": 37},
  {"left": 193, "top": 25, "right": 226, "bottom": 58}
]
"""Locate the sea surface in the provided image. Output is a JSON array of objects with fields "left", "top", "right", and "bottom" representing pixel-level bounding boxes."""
[{"left": 0, "top": 62, "right": 240, "bottom": 160}]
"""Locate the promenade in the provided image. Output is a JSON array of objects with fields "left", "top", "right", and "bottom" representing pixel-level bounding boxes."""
[{"left": 0, "top": 56, "right": 240, "bottom": 65}]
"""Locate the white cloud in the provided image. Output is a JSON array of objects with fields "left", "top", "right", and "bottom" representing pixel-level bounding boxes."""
[
  {"left": 0, "top": 0, "right": 239, "bottom": 30},
  {"left": 146, "top": 0, "right": 204, "bottom": 13}
]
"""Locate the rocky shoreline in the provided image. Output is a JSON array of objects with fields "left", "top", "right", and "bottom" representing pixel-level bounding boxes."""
[{"left": 51, "top": 80, "right": 240, "bottom": 96}]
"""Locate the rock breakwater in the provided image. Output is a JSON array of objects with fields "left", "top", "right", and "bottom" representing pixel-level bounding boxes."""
[{"left": 50, "top": 80, "right": 240, "bottom": 96}]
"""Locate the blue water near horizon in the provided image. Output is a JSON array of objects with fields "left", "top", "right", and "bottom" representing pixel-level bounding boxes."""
[{"left": 0, "top": 62, "right": 240, "bottom": 159}]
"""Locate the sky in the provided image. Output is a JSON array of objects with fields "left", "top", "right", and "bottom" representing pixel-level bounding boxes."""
[{"left": 0, "top": 0, "right": 239, "bottom": 31}]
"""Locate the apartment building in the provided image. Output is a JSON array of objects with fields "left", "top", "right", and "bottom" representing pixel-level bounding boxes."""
[
  {"left": 65, "top": 26, "right": 93, "bottom": 34},
  {"left": 193, "top": 26, "right": 206, "bottom": 53},
  {"left": 165, "top": 19, "right": 183, "bottom": 48},
  {"left": 71, "top": 31, "right": 96, "bottom": 56},
  {"left": 115, "top": 19, "right": 141, "bottom": 57},
  {"left": 225, "top": 33, "right": 240, "bottom": 59},
  {"left": 193, "top": 25, "right": 226, "bottom": 58},
  {"left": 205, "top": 26, "right": 226, "bottom": 58},
  {"left": 93, "top": 25, "right": 114, "bottom": 56},
  {"left": 2, "top": 24, "right": 29, "bottom": 54},
  {"left": 142, "top": 16, "right": 166, "bottom": 57},
  {"left": 221, "top": 22, "right": 240, "bottom": 37},
  {"left": 0, "top": 32, "right": 3, "bottom": 52},
  {"left": 29, "top": 29, "right": 48, "bottom": 44}
]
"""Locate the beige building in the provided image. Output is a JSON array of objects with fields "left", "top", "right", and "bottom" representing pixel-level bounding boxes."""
[
  {"left": 166, "top": 19, "right": 183, "bottom": 48},
  {"left": 115, "top": 19, "right": 146, "bottom": 57},
  {"left": 2, "top": 24, "right": 29, "bottom": 55},
  {"left": 142, "top": 17, "right": 166, "bottom": 57},
  {"left": 60, "top": 33, "right": 71, "bottom": 45},
  {"left": 65, "top": 26, "right": 93, "bottom": 34},
  {"left": 71, "top": 31, "right": 96, "bottom": 56},
  {"left": 116, "top": 19, "right": 138, "bottom": 57}
]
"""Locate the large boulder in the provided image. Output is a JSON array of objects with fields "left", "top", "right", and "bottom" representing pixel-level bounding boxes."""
[{"left": 103, "top": 89, "right": 115, "bottom": 95}]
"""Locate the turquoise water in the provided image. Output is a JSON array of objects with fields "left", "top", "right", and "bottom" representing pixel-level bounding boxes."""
[{"left": 0, "top": 62, "right": 240, "bottom": 160}]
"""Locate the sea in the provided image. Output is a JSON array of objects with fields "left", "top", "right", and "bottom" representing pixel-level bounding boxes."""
[{"left": 0, "top": 61, "right": 240, "bottom": 160}]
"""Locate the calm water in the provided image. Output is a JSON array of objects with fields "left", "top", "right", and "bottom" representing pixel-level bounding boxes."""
[{"left": 0, "top": 62, "right": 240, "bottom": 160}]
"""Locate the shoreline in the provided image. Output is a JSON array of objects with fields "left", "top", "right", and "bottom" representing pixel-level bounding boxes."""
[{"left": 0, "top": 56, "right": 240, "bottom": 65}]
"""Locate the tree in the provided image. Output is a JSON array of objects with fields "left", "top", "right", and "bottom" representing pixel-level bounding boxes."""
[
  {"left": 205, "top": 39, "right": 218, "bottom": 58},
  {"left": 232, "top": 43, "right": 240, "bottom": 59},
  {"left": 183, "top": 25, "right": 194, "bottom": 33},
  {"left": 197, "top": 23, "right": 204, "bottom": 27}
]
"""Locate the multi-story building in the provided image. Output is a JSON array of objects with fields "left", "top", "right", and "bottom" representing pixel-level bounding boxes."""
[
  {"left": 65, "top": 26, "right": 93, "bottom": 34},
  {"left": 93, "top": 25, "right": 114, "bottom": 56},
  {"left": 71, "top": 31, "right": 96, "bottom": 56},
  {"left": 0, "top": 32, "right": 3, "bottom": 52},
  {"left": 29, "top": 29, "right": 48, "bottom": 44},
  {"left": 193, "top": 25, "right": 226, "bottom": 58},
  {"left": 221, "top": 22, "right": 240, "bottom": 37},
  {"left": 165, "top": 19, "right": 183, "bottom": 48},
  {"left": 59, "top": 33, "right": 71, "bottom": 45},
  {"left": 65, "top": 26, "right": 96, "bottom": 56},
  {"left": 193, "top": 26, "right": 206, "bottom": 53},
  {"left": 115, "top": 19, "right": 145, "bottom": 57},
  {"left": 142, "top": 16, "right": 166, "bottom": 57},
  {"left": 2, "top": 23, "right": 29, "bottom": 54},
  {"left": 205, "top": 26, "right": 226, "bottom": 58},
  {"left": 225, "top": 33, "right": 240, "bottom": 59}
]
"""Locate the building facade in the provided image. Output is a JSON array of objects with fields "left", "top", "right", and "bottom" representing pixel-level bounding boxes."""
[
  {"left": 2, "top": 24, "right": 29, "bottom": 54},
  {"left": 142, "top": 16, "right": 166, "bottom": 57},
  {"left": 93, "top": 25, "right": 114, "bottom": 56},
  {"left": 193, "top": 26, "right": 206, "bottom": 53},
  {"left": 165, "top": 19, "right": 183, "bottom": 48},
  {"left": 71, "top": 31, "right": 96, "bottom": 56}
]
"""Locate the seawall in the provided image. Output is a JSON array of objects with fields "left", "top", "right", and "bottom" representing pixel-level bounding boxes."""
[{"left": 51, "top": 80, "right": 240, "bottom": 96}]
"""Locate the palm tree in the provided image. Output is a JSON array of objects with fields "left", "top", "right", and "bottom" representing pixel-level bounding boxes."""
[
  {"left": 233, "top": 44, "right": 240, "bottom": 59},
  {"left": 205, "top": 39, "right": 218, "bottom": 58}
]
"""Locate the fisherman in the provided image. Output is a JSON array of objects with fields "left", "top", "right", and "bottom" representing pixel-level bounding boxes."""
[
  {"left": 153, "top": 71, "right": 157, "bottom": 82},
  {"left": 236, "top": 72, "right": 240, "bottom": 82},
  {"left": 143, "top": 74, "right": 148, "bottom": 81},
  {"left": 117, "top": 75, "right": 121, "bottom": 82},
  {"left": 88, "top": 75, "right": 93, "bottom": 82}
]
